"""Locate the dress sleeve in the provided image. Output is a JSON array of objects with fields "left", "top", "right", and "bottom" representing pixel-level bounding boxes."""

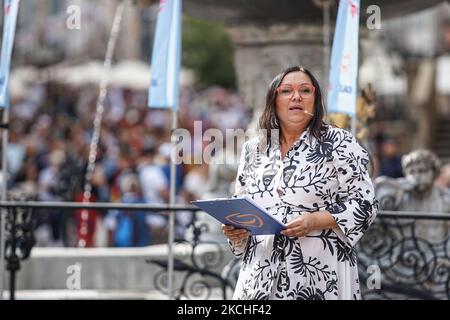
[
  {"left": 327, "top": 131, "right": 378, "bottom": 247},
  {"left": 227, "top": 141, "right": 250, "bottom": 257}
]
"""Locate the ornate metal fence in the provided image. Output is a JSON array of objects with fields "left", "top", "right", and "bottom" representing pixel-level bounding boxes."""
[
  {"left": 0, "top": 201, "right": 449, "bottom": 300},
  {"left": 147, "top": 210, "right": 241, "bottom": 300},
  {"left": 358, "top": 211, "right": 450, "bottom": 300},
  {"left": 2, "top": 204, "right": 35, "bottom": 300},
  {"left": 0, "top": 201, "right": 239, "bottom": 300}
]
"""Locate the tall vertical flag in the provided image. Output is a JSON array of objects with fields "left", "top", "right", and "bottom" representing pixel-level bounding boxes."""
[
  {"left": 0, "top": 0, "right": 20, "bottom": 109},
  {"left": 148, "top": 0, "right": 182, "bottom": 110},
  {"left": 327, "top": 0, "right": 360, "bottom": 115}
]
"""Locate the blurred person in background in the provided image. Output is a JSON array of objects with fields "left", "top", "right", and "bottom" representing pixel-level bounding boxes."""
[
  {"left": 137, "top": 141, "right": 169, "bottom": 244},
  {"left": 74, "top": 165, "right": 109, "bottom": 248},
  {"left": 36, "top": 148, "right": 67, "bottom": 246},
  {"left": 10, "top": 159, "right": 39, "bottom": 199},
  {"left": 157, "top": 142, "right": 190, "bottom": 240},
  {"left": 158, "top": 142, "right": 184, "bottom": 195},
  {"left": 5, "top": 122, "right": 26, "bottom": 183},
  {"left": 377, "top": 136, "right": 404, "bottom": 178},
  {"left": 179, "top": 164, "right": 210, "bottom": 241},
  {"left": 104, "top": 173, "right": 151, "bottom": 247}
]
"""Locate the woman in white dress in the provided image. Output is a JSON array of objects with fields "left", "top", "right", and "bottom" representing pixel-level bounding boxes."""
[{"left": 222, "top": 66, "right": 378, "bottom": 300}]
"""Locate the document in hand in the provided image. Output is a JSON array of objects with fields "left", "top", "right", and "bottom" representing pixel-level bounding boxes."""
[{"left": 191, "top": 195, "right": 286, "bottom": 235}]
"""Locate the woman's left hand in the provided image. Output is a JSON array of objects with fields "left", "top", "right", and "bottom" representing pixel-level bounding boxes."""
[{"left": 281, "top": 214, "right": 316, "bottom": 237}]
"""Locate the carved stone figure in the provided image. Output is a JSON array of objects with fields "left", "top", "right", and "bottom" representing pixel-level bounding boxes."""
[{"left": 374, "top": 149, "right": 450, "bottom": 242}]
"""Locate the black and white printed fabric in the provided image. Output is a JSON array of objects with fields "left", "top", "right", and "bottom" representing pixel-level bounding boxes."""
[{"left": 229, "top": 125, "right": 378, "bottom": 300}]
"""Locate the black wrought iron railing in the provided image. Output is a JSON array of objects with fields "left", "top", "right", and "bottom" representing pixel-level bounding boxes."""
[
  {"left": 0, "top": 200, "right": 236, "bottom": 300},
  {"left": 357, "top": 210, "right": 450, "bottom": 300},
  {"left": 0, "top": 201, "right": 449, "bottom": 300}
]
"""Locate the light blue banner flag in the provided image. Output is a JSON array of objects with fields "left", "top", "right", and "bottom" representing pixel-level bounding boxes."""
[
  {"left": 0, "top": 0, "right": 20, "bottom": 109},
  {"left": 327, "top": 0, "right": 360, "bottom": 116},
  {"left": 148, "top": 0, "right": 182, "bottom": 110}
]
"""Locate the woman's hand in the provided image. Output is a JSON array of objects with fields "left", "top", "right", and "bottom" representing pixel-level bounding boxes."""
[
  {"left": 281, "top": 211, "right": 337, "bottom": 237},
  {"left": 222, "top": 224, "right": 249, "bottom": 243},
  {"left": 281, "top": 214, "right": 316, "bottom": 237}
]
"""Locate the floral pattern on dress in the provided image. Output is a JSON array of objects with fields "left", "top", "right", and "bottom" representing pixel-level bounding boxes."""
[{"left": 228, "top": 126, "right": 378, "bottom": 300}]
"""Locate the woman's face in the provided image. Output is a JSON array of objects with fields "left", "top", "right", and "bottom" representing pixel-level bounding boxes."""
[{"left": 275, "top": 71, "right": 315, "bottom": 129}]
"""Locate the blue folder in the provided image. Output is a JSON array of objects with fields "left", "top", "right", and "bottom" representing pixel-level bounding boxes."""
[{"left": 191, "top": 196, "right": 286, "bottom": 235}]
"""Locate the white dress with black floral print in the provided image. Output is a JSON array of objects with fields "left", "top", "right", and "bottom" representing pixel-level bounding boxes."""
[{"left": 229, "top": 126, "right": 378, "bottom": 300}]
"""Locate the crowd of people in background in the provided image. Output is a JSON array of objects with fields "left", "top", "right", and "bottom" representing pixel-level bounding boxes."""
[{"left": 5, "top": 81, "right": 252, "bottom": 247}]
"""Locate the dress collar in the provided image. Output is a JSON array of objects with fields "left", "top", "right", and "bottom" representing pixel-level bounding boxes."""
[
  {"left": 288, "top": 128, "right": 317, "bottom": 150},
  {"left": 264, "top": 128, "right": 317, "bottom": 155}
]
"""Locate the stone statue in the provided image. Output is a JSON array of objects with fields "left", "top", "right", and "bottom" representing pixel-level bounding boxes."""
[{"left": 374, "top": 149, "right": 450, "bottom": 242}]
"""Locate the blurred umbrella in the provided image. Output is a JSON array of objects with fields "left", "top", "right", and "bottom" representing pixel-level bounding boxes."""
[
  {"left": 55, "top": 60, "right": 106, "bottom": 86},
  {"left": 109, "top": 59, "right": 195, "bottom": 90},
  {"left": 109, "top": 59, "right": 150, "bottom": 90},
  {"left": 41, "top": 59, "right": 195, "bottom": 90}
]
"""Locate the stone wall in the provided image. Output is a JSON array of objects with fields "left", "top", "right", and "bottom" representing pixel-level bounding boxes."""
[{"left": 9, "top": 244, "right": 235, "bottom": 293}]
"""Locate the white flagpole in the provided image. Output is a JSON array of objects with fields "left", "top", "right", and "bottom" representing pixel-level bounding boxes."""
[
  {"left": 147, "top": 0, "right": 182, "bottom": 299},
  {"left": 0, "top": 108, "right": 9, "bottom": 300},
  {"left": 167, "top": 108, "right": 177, "bottom": 300}
]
